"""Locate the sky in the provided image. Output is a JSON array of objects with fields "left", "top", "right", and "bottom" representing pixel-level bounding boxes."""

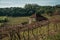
[{"left": 0, "top": 0, "right": 60, "bottom": 8}]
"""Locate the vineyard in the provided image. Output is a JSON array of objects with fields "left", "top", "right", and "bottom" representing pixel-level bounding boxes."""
[{"left": 0, "top": 15, "right": 60, "bottom": 40}]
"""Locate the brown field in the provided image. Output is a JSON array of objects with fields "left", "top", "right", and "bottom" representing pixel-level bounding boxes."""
[{"left": 0, "top": 15, "right": 60, "bottom": 40}]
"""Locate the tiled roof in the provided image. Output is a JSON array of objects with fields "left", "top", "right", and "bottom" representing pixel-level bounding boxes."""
[{"left": 30, "top": 13, "right": 36, "bottom": 18}]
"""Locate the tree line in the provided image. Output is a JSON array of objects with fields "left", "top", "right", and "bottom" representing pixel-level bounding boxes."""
[{"left": 0, "top": 4, "right": 60, "bottom": 17}]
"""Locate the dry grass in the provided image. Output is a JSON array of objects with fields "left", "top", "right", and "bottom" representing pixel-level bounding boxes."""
[{"left": 1, "top": 15, "right": 60, "bottom": 40}]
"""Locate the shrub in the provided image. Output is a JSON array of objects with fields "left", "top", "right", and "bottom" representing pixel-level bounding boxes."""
[{"left": 0, "top": 16, "right": 8, "bottom": 23}]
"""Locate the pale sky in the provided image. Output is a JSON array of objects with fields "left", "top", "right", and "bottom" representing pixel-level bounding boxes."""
[{"left": 0, "top": 0, "right": 60, "bottom": 8}]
